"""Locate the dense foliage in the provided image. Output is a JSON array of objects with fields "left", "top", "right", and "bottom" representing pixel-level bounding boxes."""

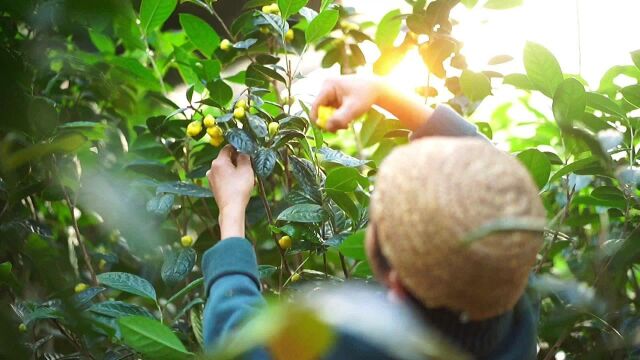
[{"left": 1, "top": 0, "right": 640, "bottom": 358}]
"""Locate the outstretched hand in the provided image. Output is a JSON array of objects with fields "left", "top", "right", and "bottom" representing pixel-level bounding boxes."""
[
  {"left": 207, "top": 145, "right": 254, "bottom": 239},
  {"left": 311, "top": 75, "right": 383, "bottom": 132}
]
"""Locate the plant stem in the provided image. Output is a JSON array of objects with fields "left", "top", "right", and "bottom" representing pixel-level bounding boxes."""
[
  {"left": 256, "top": 175, "right": 291, "bottom": 288},
  {"left": 339, "top": 252, "right": 349, "bottom": 279},
  {"left": 63, "top": 191, "right": 98, "bottom": 287}
]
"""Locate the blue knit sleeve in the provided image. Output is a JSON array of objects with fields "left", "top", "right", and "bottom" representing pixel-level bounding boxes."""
[
  {"left": 411, "top": 105, "right": 486, "bottom": 140},
  {"left": 201, "top": 237, "right": 266, "bottom": 352}
]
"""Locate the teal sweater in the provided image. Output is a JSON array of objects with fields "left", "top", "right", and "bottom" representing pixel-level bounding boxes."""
[{"left": 202, "top": 106, "right": 538, "bottom": 359}]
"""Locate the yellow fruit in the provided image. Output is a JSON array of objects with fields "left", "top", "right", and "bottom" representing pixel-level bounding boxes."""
[
  {"left": 260, "top": 26, "right": 270, "bottom": 34},
  {"left": 340, "top": 20, "right": 359, "bottom": 32},
  {"left": 233, "top": 107, "right": 246, "bottom": 119},
  {"left": 18, "top": 323, "right": 27, "bottom": 333},
  {"left": 210, "top": 135, "right": 224, "bottom": 147},
  {"left": 207, "top": 125, "right": 223, "bottom": 138},
  {"left": 268, "top": 122, "right": 279, "bottom": 137},
  {"left": 181, "top": 235, "right": 194, "bottom": 248},
  {"left": 291, "top": 273, "right": 301, "bottom": 282},
  {"left": 285, "top": 29, "right": 295, "bottom": 42},
  {"left": 269, "top": 3, "right": 280, "bottom": 14},
  {"left": 74, "top": 283, "right": 88, "bottom": 293},
  {"left": 235, "top": 99, "right": 247, "bottom": 109},
  {"left": 261, "top": 5, "right": 271, "bottom": 13},
  {"left": 98, "top": 259, "right": 107, "bottom": 271},
  {"left": 203, "top": 114, "right": 216, "bottom": 128},
  {"left": 317, "top": 106, "right": 336, "bottom": 129},
  {"left": 220, "top": 39, "right": 232, "bottom": 51},
  {"left": 284, "top": 95, "right": 295, "bottom": 106},
  {"left": 278, "top": 235, "right": 292, "bottom": 250},
  {"left": 187, "top": 121, "right": 202, "bottom": 137}
]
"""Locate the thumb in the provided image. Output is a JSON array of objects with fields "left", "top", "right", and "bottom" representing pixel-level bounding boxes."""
[{"left": 327, "top": 100, "right": 360, "bottom": 132}]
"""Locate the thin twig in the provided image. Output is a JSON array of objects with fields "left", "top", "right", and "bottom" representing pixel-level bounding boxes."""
[
  {"left": 256, "top": 176, "right": 291, "bottom": 290},
  {"left": 63, "top": 191, "right": 98, "bottom": 287}
]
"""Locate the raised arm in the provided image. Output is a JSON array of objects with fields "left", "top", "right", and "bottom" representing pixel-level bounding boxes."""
[
  {"left": 202, "top": 146, "right": 265, "bottom": 348},
  {"left": 310, "top": 75, "right": 483, "bottom": 139}
]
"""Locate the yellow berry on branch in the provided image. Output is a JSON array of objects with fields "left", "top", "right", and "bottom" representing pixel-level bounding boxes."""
[
  {"left": 74, "top": 283, "right": 88, "bottom": 293},
  {"left": 235, "top": 99, "right": 247, "bottom": 109},
  {"left": 181, "top": 235, "right": 194, "bottom": 248},
  {"left": 207, "top": 125, "right": 223, "bottom": 138},
  {"left": 268, "top": 122, "right": 279, "bottom": 137},
  {"left": 260, "top": 26, "right": 270, "bottom": 34},
  {"left": 291, "top": 273, "right": 301, "bottom": 282},
  {"left": 187, "top": 121, "right": 202, "bottom": 138},
  {"left": 210, "top": 135, "right": 224, "bottom": 147},
  {"left": 285, "top": 29, "right": 295, "bottom": 42},
  {"left": 278, "top": 235, "right": 292, "bottom": 250},
  {"left": 233, "top": 107, "right": 246, "bottom": 119},
  {"left": 18, "top": 323, "right": 27, "bottom": 333},
  {"left": 203, "top": 114, "right": 216, "bottom": 128},
  {"left": 98, "top": 259, "right": 107, "bottom": 271},
  {"left": 220, "top": 39, "right": 232, "bottom": 51}
]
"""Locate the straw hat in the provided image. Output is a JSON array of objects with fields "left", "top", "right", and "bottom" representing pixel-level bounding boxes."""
[{"left": 371, "top": 137, "right": 545, "bottom": 320}]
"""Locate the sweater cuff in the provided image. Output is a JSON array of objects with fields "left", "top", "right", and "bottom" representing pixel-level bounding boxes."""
[
  {"left": 411, "top": 105, "right": 481, "bottom": 140},
  {"left": 202, "top": 237, "right": 261, "bottom": 293}
]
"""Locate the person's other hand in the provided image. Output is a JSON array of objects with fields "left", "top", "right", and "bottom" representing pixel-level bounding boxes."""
[
  {"left": 207, "top": 145, "right": 254, "bottom": 217},
  {"left": 311, "top": 75, "right": 383, "bottom": 132}
]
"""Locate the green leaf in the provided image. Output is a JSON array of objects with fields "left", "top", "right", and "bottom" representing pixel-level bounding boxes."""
[
  {"left": 460, "top": 0, "right": 479, "bottom": 8},
  {"left": 277, "top": 204, "right": 327, "bottom": 223},
  {"left": 327, "top": 191, "right": 359, "bottom": 223},
  {"left": 119, "top": 316, "right": 191, "bottom": 360},
  {"left": 167, "top": 277, "right": 203, "bottom": 304},
  {"left": 591, "top": 186, "right": 626, "bottom": 202},
  {"left": 278, "top": 0, "right": 309, "bottom": 20},
  {"left": 289, "top": 156, "right": 322, "bottom": 203},
  {"left": 632, "top": 50, "right": 640, "bottom": 70},
  {"left": 161, "top": 248, "right": 196, "bottom": 287},
  {"left": 418, "top": 37, "right": 456, "bottom": 78},
  {"left": 325, "top": 167, "right": 360, "bottom": 192},
  {"left": 516, "top": 149, "right": 551, "bottom": 189},
  {"left": 156, "top": 182, "right": 213, "bottom": 198},
  {"left": 320, "top": 0, "right": 332, "bottom": 12},
  {"left": 253, "top": 147, "right": 277, "bottom": 178},
  {"left": 484, "top": 0, "right": 523, "bottom": 9},
  {"left": 225, "top": 128, "right": 258, "bottom": 155},
  {"left": 98, "top": 272, "right": 157, "bottom": 302},
  {"left": 305, "top": 9, "right": 339, "bottom": 43},
  {"left": 503, "top": 73, "right": 534, "bottom": 90},
  {"left": 488, "top": 55, "right": 513, "bottom": 65},
  {"left": 179, "top": 13, "right": 220, "bottom": 57},
  {"left": 247, "top": 114, "right": 269, "bottom": 138},
  {"left": 90, "top": 301, "right": 154, "bottom": 319},
  {"left": 146, "top": 194, "right": 175, "bottom": 217},
  {"left": 621, "top": 85, "right": 640, "bottom": 108},
  {"left": 375, "top": 10, "right": 402, "bottom": 49},
  {"left": 338, "top": 230, "right": 366, "bottom": 261},
  {"left": 549, "top": 157, "right": 599, "bottom": 182},
  {"left": 206, "top": 80, "right": 233, "bottom": 107},
  {"left": 460, "top": 70, "right": 492, "bottom": 102},
  {"left": 259, "top": 265, "right": 277, "bottom": 279},
  {"left": 359, "top": 110, "right": 398, "bottom": 148},
  {"left": 318, "top": 147, "right": 368, "bottom": 167},
  {"left": 139, "top": 0, "right": 177, "bottom": 35},
  {"left": 585, "top": 92, "right": 626, "bottom": 118},
  {"left": 88, "top": 29, "right": 115, "bottom": 54},
  {"left": 523, "top": 42, "right": 564, "bottom": 98},
  {"left": 552, "top": 78, "right": 586, "bottom": 128}
]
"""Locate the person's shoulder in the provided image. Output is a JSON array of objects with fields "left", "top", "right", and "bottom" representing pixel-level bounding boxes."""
[{"left": 299, "top": 282, "right": 469, "bottom": 360}]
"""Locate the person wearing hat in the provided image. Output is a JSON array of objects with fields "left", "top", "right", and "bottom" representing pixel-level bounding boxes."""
[{"left": 201, "top": 75, "right": 545, "bottom": 359}]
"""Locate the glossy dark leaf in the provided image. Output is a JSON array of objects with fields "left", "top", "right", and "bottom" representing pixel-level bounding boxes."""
[
  {"left": 253, "top": 147, "right": 277, "bottom": 178},
  {"left": 276, "top": 204, "right": 327, "bottom": 223},
  {"left": 225, "top": 128, "right": 258, "bottom": 154},
  {"left": 161, "top": 248, "right": 196, "bottom": 287},
  {"left": 318, "top": 147, "right": 368, "bottom": 167},
  {"left": 156, "top": 182, "right": 213, "bottom": 198},
  {"left": 97, "top": 272, "right": 157, "bottom": 302}
]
